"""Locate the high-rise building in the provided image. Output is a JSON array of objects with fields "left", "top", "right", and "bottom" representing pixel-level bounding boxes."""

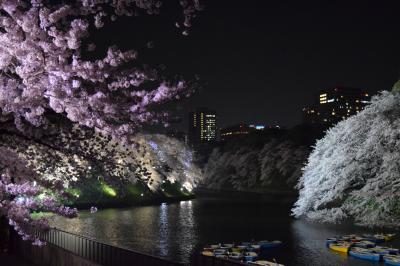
[
  {"left": 188, "top": 107, "right": 217, "bottom": 145},
  {"left": 303, "top": 87, "right": 371, "bottom": 125}
]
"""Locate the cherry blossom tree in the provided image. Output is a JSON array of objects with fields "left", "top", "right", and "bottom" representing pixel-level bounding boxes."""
[
  {"left": 0, "top": 0, "right": 202, "bottom": 245},
  {"left": 0, "top": 0, "right": 201, "bottom": 140},
  {"left": 292, "top": 90, "right": 400, "bottom": 227},
  {"left": 0, "top": 147, "right": 78, "bottom": 246}
]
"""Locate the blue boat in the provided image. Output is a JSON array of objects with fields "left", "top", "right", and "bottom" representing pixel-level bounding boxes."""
[
  {"left": 349, "top": 248, "right": 380, "bottom": 262},
  {"left": 384, "top": 255, "right": 400, "bottom": 266},
  {"left": 354, "top": 241, "right": 375, "bottom": 248},
  {"left": 363, "top": 234, "right": 385, "bottom": 243},
  {"left": 259, "top": 240, "right": 283, "bottom": 249},
  {"left": 375, "top": 246, "right": 400, "bottom": 255},
  {"left": 370, "top": 247, "right": 391, "bottom": 255},
  {"left": 388, "top": 248, "right": 400, "bottom": 255},
  {"left": 370, "top": 246, "right": 399, "bottom": 255}
]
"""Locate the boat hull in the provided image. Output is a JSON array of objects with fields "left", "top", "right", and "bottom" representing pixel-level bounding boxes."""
[
  {"left": 384, "top": 257, "right": 400, "bottom": 266},
  {"left": 349, "top": 251, "right": 380, "bottom": 262},
  {"left": 329, "top": 244, "right": 349, "bottom": 253}
]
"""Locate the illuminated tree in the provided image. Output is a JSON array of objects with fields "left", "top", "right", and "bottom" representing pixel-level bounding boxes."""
[
  {"left": 0, "top": 0, "right": 201, "bottom": 140},
  {"left": 0, "top": 0, "right": 202, "bottom": 244},
  {"left": 202, "top": 139, "right": 309, "bottom": 191},
  {"left": 292, "top": 91, "right": 400, "bottom": 227}
]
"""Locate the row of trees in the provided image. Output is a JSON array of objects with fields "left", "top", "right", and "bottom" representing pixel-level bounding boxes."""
[{"left": 201, "top": 126, "right": 324, "bottom": 193}]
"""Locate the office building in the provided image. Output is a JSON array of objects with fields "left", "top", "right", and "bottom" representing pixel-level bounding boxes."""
[
  {"left": 188, "top": 108, "right": 217, "bottom": 144},
  {"left": 303, "top": 87, "right": 371, "bottom": 125}
]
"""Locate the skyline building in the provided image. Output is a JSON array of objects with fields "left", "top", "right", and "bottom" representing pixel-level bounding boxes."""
[
  {"left": 188, "top": 107, "right": 217, "bottom": 145},
  {"left": 303, "top": 87, "right": 371, "bottom": 125},
  {"left": 220, "top": 122, "right": 251, "bottom": 141}
]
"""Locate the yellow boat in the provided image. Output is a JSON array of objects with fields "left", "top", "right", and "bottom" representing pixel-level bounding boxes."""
[
  {"left": 202, "top": 251, "right": 214, "bottom": 256},
  {"left": 374, "top": 233, "right": 396, "bottom": 241},
  {"left": 329, "top": 243, "right": 350, "bottom": 253},
  {"left": 231, "top": 247, "right": 243, "bottom": 252},
  {"left": 384, "top": 234, "right": 396, "bottom": 241}
]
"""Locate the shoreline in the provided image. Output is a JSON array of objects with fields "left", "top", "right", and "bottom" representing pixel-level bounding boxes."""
[
  {"left": 67, "top": 194, "right": 196, "bottom": 210},
  {"left": 194, "top": 187, "right": 298, "bottom": 204}
]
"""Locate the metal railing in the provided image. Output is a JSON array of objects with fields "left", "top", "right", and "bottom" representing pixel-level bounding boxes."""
[{"left": 32, "top": 227, "right": 183, "bottom": 266}]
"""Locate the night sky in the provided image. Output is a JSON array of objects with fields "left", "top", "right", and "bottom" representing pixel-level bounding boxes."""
[{"left": 96, "top": 0, "right": 400, "bottom": 130}]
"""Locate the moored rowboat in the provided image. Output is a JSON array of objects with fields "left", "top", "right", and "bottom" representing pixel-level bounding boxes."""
[
  {"left": 244, "top": 252, "right": 258, "bottom": 262},
  {"left": 329, "top": 243, "right": 351, "bottom": 253},
  {"left": 249, "top": 260, "right": 285, "bottom": 266},
  {"left": 384, "top": 255, "right": 400, "bottom": 266},
  {"left": 228, "top": 252, "right": 243, "bottom": 260},
  {"left": 259, "top": 240, "right": 283, "bottom": 249},
  {"left": 354, "top": 241, "right": 375, "bottom": 248},
  {"left": 202, "top": 251, "right": 213, "bottom": 257},
  {"left": 349, "top": 248, "right": 380, "bottom": 262}
]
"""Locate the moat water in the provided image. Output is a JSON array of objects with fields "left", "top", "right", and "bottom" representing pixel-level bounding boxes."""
[{"left": 52, "top": 197, "right": 400, "bottom": 265}]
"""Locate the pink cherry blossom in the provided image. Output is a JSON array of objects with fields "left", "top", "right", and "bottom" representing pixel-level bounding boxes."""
[{"left": 0, "top": 0, "right": 202, "bottom": 245}]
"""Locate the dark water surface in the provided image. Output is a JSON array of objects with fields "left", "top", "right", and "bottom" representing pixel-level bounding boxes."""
[{"left": 52, "top": 197, "right": 400, "bottom": 265}]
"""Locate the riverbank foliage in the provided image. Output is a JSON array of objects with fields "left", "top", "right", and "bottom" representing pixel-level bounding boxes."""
[
  {"left": 1, "top": 123, "right": 200, "bottom": 205},
  {"left": 201, "top": 125, "right": 325, "bottom": 192}
]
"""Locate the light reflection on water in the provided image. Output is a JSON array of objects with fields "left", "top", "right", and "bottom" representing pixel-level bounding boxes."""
[
  {"left": 159, "top": 203, "right": 168, "bottom": 257},
  {"left": 51, "top": 198, "right": 400, "bottom": 265}
]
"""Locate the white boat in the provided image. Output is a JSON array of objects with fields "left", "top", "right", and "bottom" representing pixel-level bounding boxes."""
[{"left": 228, "top": 252, "right": 243, "bottom": 259}]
